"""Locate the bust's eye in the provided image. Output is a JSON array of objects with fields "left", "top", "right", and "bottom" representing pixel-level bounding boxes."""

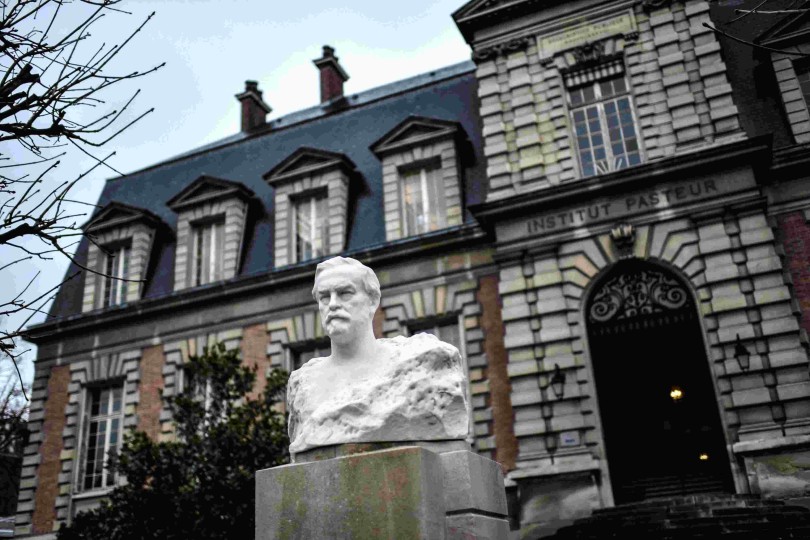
[{"left": 339, "top": 291, "right": 353, "bottom": 300}]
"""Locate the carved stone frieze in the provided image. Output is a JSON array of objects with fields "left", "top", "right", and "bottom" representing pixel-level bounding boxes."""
[{"left": 472, "top": 36, "right": 533, "bottom": 62}]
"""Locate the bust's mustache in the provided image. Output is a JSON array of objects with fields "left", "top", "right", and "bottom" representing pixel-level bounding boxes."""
[{"left": 325, "top": 311, "right": 351, "bottom": 323}]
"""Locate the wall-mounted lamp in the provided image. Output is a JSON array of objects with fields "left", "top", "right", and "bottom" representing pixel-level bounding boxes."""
[
  {"left": 550, "top": 363, "right": 566, "bottom": 399},
  {"left": 734, "top": 334, "right": 751, "bottom": 372}
]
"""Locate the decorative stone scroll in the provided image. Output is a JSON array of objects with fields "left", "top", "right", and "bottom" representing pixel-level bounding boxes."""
[{"left": 589, "top": 268, "right": 689, "bottom": 323}]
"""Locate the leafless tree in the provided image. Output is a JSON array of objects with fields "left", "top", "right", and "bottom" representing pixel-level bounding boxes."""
[
  {"left": 705, "top": 0, "right": 810, "bottom": 57},
  {"left": 0, "top": 365, "right": 29, "bottom": 507},
  {"left": 0, "top": 0, "right": 163, "bottom": 397}
]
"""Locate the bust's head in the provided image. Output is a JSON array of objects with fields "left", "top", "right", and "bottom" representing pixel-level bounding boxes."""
[{"left": 312, "top": 257, "right": 381, "bottom": 344}]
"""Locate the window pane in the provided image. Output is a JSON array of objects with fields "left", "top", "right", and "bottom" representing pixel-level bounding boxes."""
[
  {"left": 293, "top": 344, "right": 331, "bottom": 371},
  {"left": 294, "top": 193, "right": 328, "bottom": 262},
  {"left": 569, "top": 76, "right": 640, "bottom": 177},
  {"left": 798, "top": 64, "right": 810, "bottom": 106},
  {"left": 194, "top": 225, "right": 204, "bottom": 286},
  {"left": 411, "top": 319, "right": 462, "bottom": 351},
  {"left": 425, "top": 167, "right": 447, "bottom": 231},
  {"left": 402, "top": 169, "right": 425, "bottom": 235},
  {"left": 82, "top": 385, "right": 122, "bottom": 491}
]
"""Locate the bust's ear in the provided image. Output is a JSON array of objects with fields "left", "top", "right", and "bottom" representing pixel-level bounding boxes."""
[{"left": 368, "top": 294, "right": 380, "bottom": 317}]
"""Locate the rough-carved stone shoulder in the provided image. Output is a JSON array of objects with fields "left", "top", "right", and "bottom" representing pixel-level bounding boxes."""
[{"left": 286, "top": 356, "right": 328, "bottom": 441}]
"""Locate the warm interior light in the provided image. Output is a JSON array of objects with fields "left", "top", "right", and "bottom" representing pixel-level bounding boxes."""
[
  {"left": 699, "top": 453, "right": 709, "bottom": 461},
  {"left": 669, "top": 386, "right": 683, "bottom": 401}
]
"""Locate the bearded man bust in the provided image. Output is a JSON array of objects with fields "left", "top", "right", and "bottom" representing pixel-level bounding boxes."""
[{"left": 286, "top": 256, "right": 470, "bottom": 458}]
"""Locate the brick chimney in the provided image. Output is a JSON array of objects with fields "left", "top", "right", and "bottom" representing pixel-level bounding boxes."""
[
  {"left": 313, "top": 45, "right": 349, "bottom": 104},
  {"left": 235, "top": 80, "right": 272, "bottom": 132}
]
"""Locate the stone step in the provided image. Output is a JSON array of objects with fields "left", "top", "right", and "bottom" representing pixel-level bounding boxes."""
[{"left": 550, "top": 494, "right": 810, "bottom": 540}]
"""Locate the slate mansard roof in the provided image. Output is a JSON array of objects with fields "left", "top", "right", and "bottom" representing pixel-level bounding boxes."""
[{"left": 47, "top": 61, "right": 485, "bottom": 321}]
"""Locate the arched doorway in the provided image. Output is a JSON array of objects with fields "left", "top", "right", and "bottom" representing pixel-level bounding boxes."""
[{"left": 586, "top": 260, "right": 734, "bottom": 504}]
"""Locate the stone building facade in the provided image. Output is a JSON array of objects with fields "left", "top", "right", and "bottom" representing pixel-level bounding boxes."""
[{"left": 15, "top": 0, "right": 810, "bottom": 538}]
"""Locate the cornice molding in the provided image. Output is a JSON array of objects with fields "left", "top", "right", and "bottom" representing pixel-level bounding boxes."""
[
  {"left": 166, "top": 175, "right": 255, "bottom": 212},
  {"left": 471, "top": 35, "right": 533, "bottom": 62},
  {"left": 263, "top": 147, "right": 357, "bottom": 186},
  {"left": 24, "top": 224, "right": 489, "bottom": 343}
]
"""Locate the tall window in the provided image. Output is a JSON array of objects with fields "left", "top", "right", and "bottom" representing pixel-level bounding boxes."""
[
  {"left": 409, "top": 318, "right": 462, "bottom": 351},
  {"left": 191, "top": 219, "right": 225, "bottom": 286},
  {"left": 797, "top": 62, "right": 810, "bottom": 108},
  {"left": 569, "top": 75, "right": 641, "bottom": 177},
  {"left": 400, "top": 164, "right": 447, "bottom": 237},
  {"left": 81, "top": 386, "right": 122, "bottom": 491},
  {"left": 101, "top": 245, "right": 130, "bottom": 307},
  {"left": 290, "top": 342, "right": 331, "bottom": 371},
  {"left": 292, "top": 193, "right": 328, "bottom": 262}
]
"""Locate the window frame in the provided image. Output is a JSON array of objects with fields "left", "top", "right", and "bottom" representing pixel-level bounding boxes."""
[
  {"left": 398, "top": 159, "right": 447, "bottom": 238},
  {"left": 407, "top": 314, "right": 472, "bottom": 442},
  {"left": 78, "top": 383, "right": 124, "bottom": 493},
  {"left": 189, "top": 217, "right": 226, "bottom": 287},
  {"left": 567, "top": 74, "right": 643, "bottom": 178},
  {"left": 290, "top": 189, "right": 329, "bottom": 264},
  {"left": 99, "top": 242, "right": 131, "bottom": 308},
  {"left": 286, "top": 339, "right": 332, "bottom": 372},
  {"left": 796, "top": 59, "right": 810, "bottom": 110}
]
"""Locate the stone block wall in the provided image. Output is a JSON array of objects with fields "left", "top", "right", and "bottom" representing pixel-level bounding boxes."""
[
  {"left": 475, "top": 0, "right": 743, "bottom": 201},
  {"left": 497, "top": 211, "right": 810, "bottom": 499}
]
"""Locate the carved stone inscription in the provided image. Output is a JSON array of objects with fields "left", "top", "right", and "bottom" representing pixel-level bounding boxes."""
[
  {"left": 527, "top": 179, "right": 719, "bottom": 234},
  {"left": 538, "top": 12, "right": 636, "bottom": 58},
  {"left": 497, "top": 172, "right": 756, "bottom": 244}
]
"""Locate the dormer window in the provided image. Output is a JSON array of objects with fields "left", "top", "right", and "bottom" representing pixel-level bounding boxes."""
[
  {"left": 292, "top": 191, "right": 328, "bottom": 262},
  {"left": 797, "top": 61, "right": 810, "bottom": 107},
  {"left": 371, "top": 116, "right": 468, "bottom": 242},
  {"left": 401, "top": 162, "right": 447, "bottom": 236},
  {"left": 167, "top": 175, "right": 255, "bottom": 291},
  {"left": 81, "top": 202, "right": 164, "bottom": 313},
  {"left": 101, "top": 244, "right": 131, "bottom": 307},
  {"left": 757, "top": 12, "right": 810, "bottom": 143},
  {"left": 264, "top": 148, "right": 358, "bottom": 267}
]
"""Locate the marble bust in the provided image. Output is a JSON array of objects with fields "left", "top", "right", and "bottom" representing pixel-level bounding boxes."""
[{"left": 286, "top": 257, "right": 470, "bottom": 455}]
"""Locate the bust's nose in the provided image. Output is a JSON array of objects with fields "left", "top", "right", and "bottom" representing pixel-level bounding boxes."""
[{"left": 327, "top": 292, "right": 341, "bottom": 309}]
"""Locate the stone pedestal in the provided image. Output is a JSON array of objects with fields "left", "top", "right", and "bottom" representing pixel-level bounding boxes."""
[{"left": 256, "top": 446, "right": 510, "bottom": 539}]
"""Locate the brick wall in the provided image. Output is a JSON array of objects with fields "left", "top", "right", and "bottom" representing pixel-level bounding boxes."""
[
  {"left": 477, "top": 274, "right": 518, "bottom": 471},
  {"left": 30, "top": 364, "right": 70, "bottom": 535},
  {"left": 777, "top": 211, "right": 810, "bottom": 335},
  {"left": 242, "top": 323, "right": 270, "bottom": 399},
  {"left": 136, "top": 345, "right": 165, "bottom": 440}
]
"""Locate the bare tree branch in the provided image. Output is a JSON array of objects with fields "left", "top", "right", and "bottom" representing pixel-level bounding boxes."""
[{"left": 0, "top": 0, "right": 162, "bottom": 396}]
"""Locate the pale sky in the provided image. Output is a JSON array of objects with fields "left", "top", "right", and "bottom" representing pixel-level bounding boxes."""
[{"left": 2, "top": 0, "right": 473, "bottom": 389}]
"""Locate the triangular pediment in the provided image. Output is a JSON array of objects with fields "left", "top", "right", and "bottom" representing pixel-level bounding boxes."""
[
  {"left": 758, "top": 2, "right": 810, "bottom": 47},
  {"left": 452, "top": 0, "right": 540, "bottom": 41},
  {"left": 453, "top": 0, "right": 521, "bottom": 23},
  {"left": 263, "top": 147, "right": 356, "bottom": 185},
  {"left": 83, "top": 202, "right": 163, "bottom": 233},
  {"left": 167, "top": 175, "right": 254, "bottom": 211},
  {"left": 371, "top": 116, "right": 461, "bottom": 157}
]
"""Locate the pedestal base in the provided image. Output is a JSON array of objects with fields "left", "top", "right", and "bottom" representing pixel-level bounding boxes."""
[{"left": 256, "top": 446, "right": 510, "bottom": 539}]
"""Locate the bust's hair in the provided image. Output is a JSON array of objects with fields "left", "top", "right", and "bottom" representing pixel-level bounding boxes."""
[{"left": 312, "top": 256, "right": 381, "bottom": 303}]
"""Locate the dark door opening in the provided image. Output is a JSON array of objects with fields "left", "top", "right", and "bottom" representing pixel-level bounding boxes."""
[{"left": 587, "top": 262, "right": 734, "bottom": 504}]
